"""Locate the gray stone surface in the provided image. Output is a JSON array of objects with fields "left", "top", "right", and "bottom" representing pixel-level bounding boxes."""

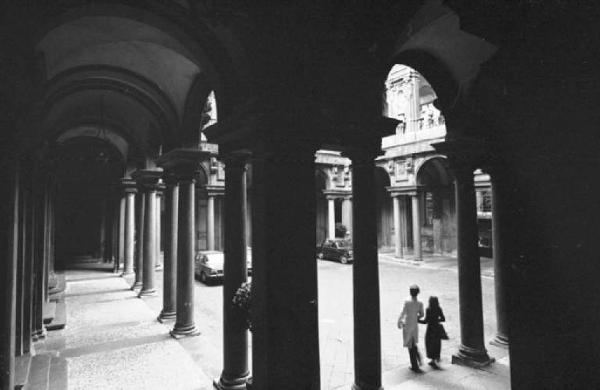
[{"left": 30, "top": 257, "right": 509, "bottom": 389}]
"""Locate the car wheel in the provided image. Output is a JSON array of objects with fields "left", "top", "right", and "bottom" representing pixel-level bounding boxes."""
[
  {"left": 200, "top": 272, "right": 208, "bottom": 284},
  {"left": 340, "top": 256, "right": 348, "bottom": 264},
  {"left": 317, "top": 252, "right": 324, "bottom": 260}
]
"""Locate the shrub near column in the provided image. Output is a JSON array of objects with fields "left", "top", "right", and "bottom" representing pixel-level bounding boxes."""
[
  {"left": 232, "top": 282, "right": 252, "bottom": 331},
  {"left": 232, "top": 282, "right": 253, "bottom": 388}
]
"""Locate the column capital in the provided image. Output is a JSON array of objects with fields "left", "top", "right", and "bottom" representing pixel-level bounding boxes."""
[
  {"left": 132, "top": 169, "right": 163, "bottom": 190},
  {"left": 323, "top": 189, "right": 351, "bottom": 200},
  {"left": 120, "top": 178, "right": 138, "bottom": 193},
  {"left": 157, "top": 148, "right": 211, "bottom": 181}
]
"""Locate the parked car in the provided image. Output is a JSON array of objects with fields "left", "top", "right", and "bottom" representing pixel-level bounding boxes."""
[
  {"left": 194, "top": 249, "right": 253, "bottom": 284},
  {"left": 316, "top": 238, "right": 353, "bottom": 264}
]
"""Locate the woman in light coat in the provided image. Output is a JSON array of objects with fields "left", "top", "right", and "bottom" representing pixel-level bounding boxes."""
[{"left": 398, "top": 284, "right": 424, "bottom": 372}]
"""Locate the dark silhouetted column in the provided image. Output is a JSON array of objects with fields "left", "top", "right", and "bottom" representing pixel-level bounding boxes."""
[
  {"left": 1, "top": 168, "right": 19, "bottom": 390},
  {"left": 348, "top": 147, "right": 383, "bottom": 390},
  {"left": 250, "top": 143, "right": 320, "bottom": 390},
  {"left": 215, "top": 154, "right": 250, "bottom": 389},
  {"left": 451, "top": 164, "right": 493, "bottom": 366},
  {"left": 490, "top": 168, "right": 510, "bottom": 347},
  {"left": 158, "top": 175, "right": 178, "bottom": 322}
]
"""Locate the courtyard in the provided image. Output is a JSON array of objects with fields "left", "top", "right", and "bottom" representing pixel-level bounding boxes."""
[{"left": 27, "top": 255, "right": 510, "bottom": 389}]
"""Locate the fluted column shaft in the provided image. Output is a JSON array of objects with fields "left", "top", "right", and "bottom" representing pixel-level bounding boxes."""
[
  {"left": 158, "top": 177, "right": 178, "bottom": 322},
  {"left": 216, "top": 156, "right": 250, "bottom": 389},
  {"left": 349, "top": 148, "right": 382, "bottom": 390},
  {"left": 451, "top": 165, "right": 492, "bottom": 366}
]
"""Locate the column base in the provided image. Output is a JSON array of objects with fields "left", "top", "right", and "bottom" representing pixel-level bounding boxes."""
[
  {"left": 138, "top": 289, "right": 157, "bottom": 298},
  {"left": 157, "top": 310, "right": 177, "bottom": 323},
  {"left": 351, "top": 381, "right": 383, "bottom": 390},
  {"left": 452, "top": 345, "right": 495, "bottom": 368},
  {"left": 170, "top": 324, "right": 200, "bottom": 339},
  {"left": 213, "top": 372, "right": 251, "bottom": 390},
  {"left": 490, "top": 334, "right": 509, "bottom": 348},
  {"left": 121, "top": 271, "right": 134, "bottom": 277},
  {"left": 155, "top": 264, "right": 163, "bottom": 271},
  {"left": 131, "top": 281, "right": 143, "bottom": 290}
]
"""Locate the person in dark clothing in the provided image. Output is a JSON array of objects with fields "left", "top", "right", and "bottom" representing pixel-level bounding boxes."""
[{"left": 418, "top": 296, "right": 446, "bottom": 368}]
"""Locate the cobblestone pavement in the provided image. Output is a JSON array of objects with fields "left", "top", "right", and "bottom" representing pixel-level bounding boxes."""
[{"left": 34, "top": 255, "right": 510, "bottom": 389}]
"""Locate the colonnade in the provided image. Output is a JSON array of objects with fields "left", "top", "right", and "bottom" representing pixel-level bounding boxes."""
[
  {"left": 3, "top": 144, "right": 510, "bottom": 390},
  {"left": 323, "top": 192, "right": 353, "bottom": 239}
]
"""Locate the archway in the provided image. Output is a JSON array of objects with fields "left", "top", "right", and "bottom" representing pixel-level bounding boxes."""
[
  {"left": 53, "top": 137, "right": 124, "bottom": 268},
  {"left": 416, "top": 157, "right": 455, "bottom": 255}
]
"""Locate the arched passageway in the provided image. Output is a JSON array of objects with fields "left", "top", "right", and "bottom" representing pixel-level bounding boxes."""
[{"left": 54, "top": 138, "right": 124, "bottom": 268}]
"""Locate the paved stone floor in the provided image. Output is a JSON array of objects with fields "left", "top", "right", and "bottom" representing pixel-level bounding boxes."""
[{"left": 27, "top": 254, "right": 510, "bottom": 389}]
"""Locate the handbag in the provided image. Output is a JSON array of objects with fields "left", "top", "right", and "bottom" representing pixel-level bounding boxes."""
[{"left": 439, "top": 324, "right": 449, "bottom": 340}]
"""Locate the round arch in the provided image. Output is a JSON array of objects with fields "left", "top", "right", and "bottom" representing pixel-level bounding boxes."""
[{"left": 415, "top": 156, "right": 455, "bottom": 254}]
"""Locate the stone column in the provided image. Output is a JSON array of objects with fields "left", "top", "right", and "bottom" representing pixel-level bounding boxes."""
[
  {"left": 158, "top": 150, "right": 204, "bottom": 338},
  {"left": 32, "top": 183, "right": 45, "bottom": 341},
  {"left": 327, "top": 197, "right": 336, "bottom": 239},
  {"left": 348, "top": 147, "right": 383, "bottom": 390},
  {"left": 451, "top": 164, "right": 493, "bottom": 366},
  {"left": 115, "top": 191, "right": 126, "bottom": 273},
  {"left": 99, "top": 197, "right": 107, "bottom": 261},
  {"left": 411, "top": 193, "right": 422, "bottom": 261},
  {"left": 215, "top": 154, "right": 250, "bottom": 389},
  {"left": 155, "top": 186, "right": 164, "bottom": 270},
  {"left": 250, "top": 144, "right": 320, "bottom": 389},
  {"left": 133, "top": 169, "right": 163, "bottom": 297},
  {"left": 132, "top": 190, "right": 145, "bottom": 290},
  {"left": 407, "top": 70, "right": 421, "bottom": 132},
  {"left": 207, "top": 194, "right": 215, "bottom": 250},
  {"left": 1, "top": 168, "right": 19, "bottom": 390},
  {"left": 122, "top": 181, "right": 136, "bottom": 276},
  {"left": 392, "top": 195, "right": 404, "bottom": 258},
  {"left": 490, "top": 169, "right": 510, "bottom": 347},
  {"left": 158, "top": 175, "right": 178, "bottom": 322},
  {"left": 342, "top": 196, "right": 353, "bottom": 238}
]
